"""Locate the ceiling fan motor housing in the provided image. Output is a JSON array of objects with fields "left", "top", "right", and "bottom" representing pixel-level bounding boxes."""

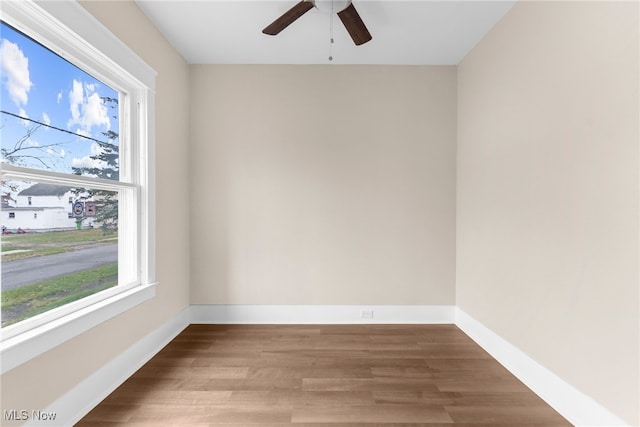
[{"left": 314, "top": 0, "right": 351, "bottom": 14}]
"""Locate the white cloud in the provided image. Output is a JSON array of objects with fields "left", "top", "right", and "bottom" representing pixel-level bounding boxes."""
[
  {"left": 69, "top": 80, "right": 83, "bottom": 120},
  {"left": 85, "top": 93, "right": 110, "bottom": 128},
  {"left": 75, "top": 128, "right": 90, "bottom": 138},
  {"left": 18, "top": 108, "right": 28, "bottom": 126},
  {"left": 42, "top": 112, "right": 51, "bottom": 127},
  {"left": 60, "top": 148, "right": 65, "bottom": 158},
  {"left": 90, "top": 142, "right": 102, "bottom": 156},
  {"left": 57, "top": 91, "right": 63, "bottom": 104},
  {"left": 25, "top": 138, "right": 39, "bottom": 147},
  {"left": 0, "top": 39, "right": 32, "bottom": 107},
  {"left": 46, "top": 147, "right": 54, "bottom": 155},
  {"left": 71, "top": 155, "right": 106, "bottom": 170},
  {"left": 71, "top": 142, "right": 107, "bottom": 170},
  {"left": 67, "top": 79, "right": 111, "bottom": 137}
]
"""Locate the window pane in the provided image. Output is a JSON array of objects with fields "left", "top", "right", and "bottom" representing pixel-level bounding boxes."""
[
  {"left": 1, "top": 180, "right": 118, "bottom": 327},
  {"left": 0, "top": 21, "right": 120, "bottom": 180}
]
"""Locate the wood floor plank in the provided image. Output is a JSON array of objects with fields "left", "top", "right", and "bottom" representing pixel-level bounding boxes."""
[
  {"left": 76, "top": 324, "right": 572, "bottom": 426},
  {"left": 434, "top": 377, "right": 532, "bottom": 393},
  {"left": 102, "top": 390, "right": 233, "bottom": 406},
  {"left": 446, "top": 405, "right": 571, "bottom": 424},
  {"left": 248, "top": 366, "right": 374, "bottom": 379},
  {"left": 134, "top": 366, "right": 249, "bottom": 379},
  {"left": 291, "top": 404, "right": 453, "bottom": 423},
  {"left": 175, "top": 377, "right": 303, "bottom": 392},
  {"left": 302, "top": 377, "right": 441, "bottom": 392},
  {"left": 370, "top": 366, "right": 436, "bottom": 378},
  {"left": 227, "top": 390, "right": 375, "bottom": 406},
  {"left": 127, "top": 404, "right": 293, "bottom": 424}
]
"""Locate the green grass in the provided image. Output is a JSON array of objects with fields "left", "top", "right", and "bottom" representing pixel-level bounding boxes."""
[
  {"left": 1, "top": 263, "right": 118, "bottom": 327},
  {"left": 1, "top": 229, "right": 117, "bottom": 261},
  {"left": 2, "top": 228, "right": 115, "bottom": 245}
]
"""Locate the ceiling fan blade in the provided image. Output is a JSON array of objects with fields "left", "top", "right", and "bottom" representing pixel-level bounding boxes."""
[
  {"left": 337, "top": 3, "right": 372, "bottom": 46},
  {"left": 262, "top": 1, "right": 314, "bottom": 35}
]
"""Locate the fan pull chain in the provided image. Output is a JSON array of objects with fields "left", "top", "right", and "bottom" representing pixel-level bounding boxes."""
[{"left": 328, "top": 1, "right": 334, "bottom": 61}]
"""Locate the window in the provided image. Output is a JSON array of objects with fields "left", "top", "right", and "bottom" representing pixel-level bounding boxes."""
[
  {"left": 0, "top": 20, "right": 129, "bottom": 328},
  {"left": 0, "top": 0, "right": 156, "bottom": 371}
]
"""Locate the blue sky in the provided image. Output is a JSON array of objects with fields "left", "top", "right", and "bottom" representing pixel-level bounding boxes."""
[{"left": 0, "top": 21, "right": 119, "bottom": 178}]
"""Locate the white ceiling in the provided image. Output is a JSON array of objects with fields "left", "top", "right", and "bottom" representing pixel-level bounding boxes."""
[{"left": 135, "top": 1, "right": 516, "bottom": 65}]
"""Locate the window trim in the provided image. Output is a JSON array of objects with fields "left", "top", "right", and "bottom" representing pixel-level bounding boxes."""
[{"left": 0, "top": 0, "right": 157, "bottom": 374}]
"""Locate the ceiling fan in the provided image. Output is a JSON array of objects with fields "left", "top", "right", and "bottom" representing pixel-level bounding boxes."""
[{"left": 262, "top": 0, "right": 372, "bottom": 46}]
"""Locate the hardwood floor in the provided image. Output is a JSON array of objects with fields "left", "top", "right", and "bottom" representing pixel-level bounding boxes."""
[{"left": 76, "top": 324, "right": 572, "bottom": 426}]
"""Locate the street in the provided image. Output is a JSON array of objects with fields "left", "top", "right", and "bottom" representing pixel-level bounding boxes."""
[{"left": 1, "top": 243, "right": 118, "bottom": 291}]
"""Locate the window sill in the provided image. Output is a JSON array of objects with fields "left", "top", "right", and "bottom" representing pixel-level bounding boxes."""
[{"left": 0, "top": 282, "right": 157, "bottom": 375}]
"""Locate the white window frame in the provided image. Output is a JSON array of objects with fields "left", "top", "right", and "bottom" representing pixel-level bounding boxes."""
[{"left": 0, "top": 0, "right": 157, "bottom": 374}]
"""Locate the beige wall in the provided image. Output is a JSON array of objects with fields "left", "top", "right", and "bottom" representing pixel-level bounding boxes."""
[
  {"left": 457, "top": 1, "right": 639, "bottom": 424},
  {"left": 0, "top": 0, "right": 191, "bottom": 421},
  {"left": 190, "top": 65, "right": 457, "bottom": 305}
]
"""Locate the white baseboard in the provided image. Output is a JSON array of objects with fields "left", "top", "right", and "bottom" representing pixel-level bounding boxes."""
[
  {"left": 454, "top": 308, "right": 630, "bottom": 427},
  {"left": 189, "top": 304, "right": 456, "bottom": 324},
  {"left": 28, "top": 307, "right": 190, "bottom": 427}
]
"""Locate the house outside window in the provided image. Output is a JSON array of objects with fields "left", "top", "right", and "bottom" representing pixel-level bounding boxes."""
[{"left": 0, "top": 0, "right": 157, "bottom": 369}]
